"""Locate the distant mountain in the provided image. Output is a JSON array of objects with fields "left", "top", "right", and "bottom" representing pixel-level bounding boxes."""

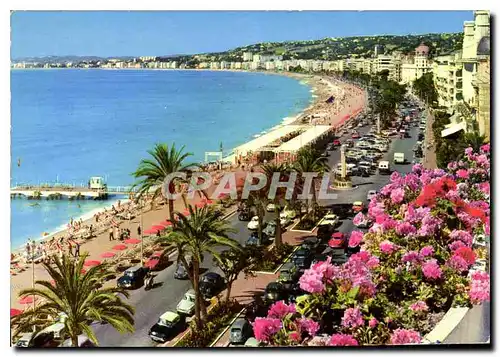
[{"left": 12, "top": 54, "right": 183, "bottom": 64}]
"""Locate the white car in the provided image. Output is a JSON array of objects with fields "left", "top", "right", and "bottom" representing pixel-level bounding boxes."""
[
  {"left": 266, "top": 203, "right": 277, "bottom": 212},
  {"left": 247, "top": 216, "right": 260, "bottom": 230},
  {"left": 176, "top": 289, "right": 196, "bottom": 316},
  {"left": 367, "top": 190, "right": 377, "bottom": 201},
  {"left": 354, "top": 218, "right": 373, "bottom": 228},
  {"left": 280, "top": 216, "right": 291, "bottom": 227},
  {"left": 319, "top": 213, "right": 339, "bottom": 226},
  {"left": 280, "top": 207, "right": 297, "bottom": 220}
]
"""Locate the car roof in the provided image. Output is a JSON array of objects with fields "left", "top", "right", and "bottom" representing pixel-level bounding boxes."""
[
  {"left": 280, "top": 262, "right": 295, "bottom": 270},
  {"left": 353, "top": 201, "right": 363, "bottom": 205},
  {"left": 125, "top": 266, "right": 142, "bottom": 273},
  {"left": 204, "top": 272, "right": 221, "bottom": 279},
  {"left": 231, "top": 318, "right": 248, "bottom": 328},
  {"left": 160, "top": 311, "right": 180, "bottom": 322}
]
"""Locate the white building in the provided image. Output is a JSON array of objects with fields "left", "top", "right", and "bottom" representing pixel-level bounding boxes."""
[
  {"left": 432, "top": 52, "right": 463, "bottom": 108},
  {"left": 401, "top": 43, "right": 433, "bottom": 84},
  {"left": 243, "top": 52, "right": 253, "bottom": 62}
]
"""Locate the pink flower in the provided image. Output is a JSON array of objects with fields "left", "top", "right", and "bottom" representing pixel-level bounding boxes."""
[
  {"left": 469, "top": 271, "right": 490, "bottom": 304},
  {"left": 412, "top": 163, "right": 424, "bottom": 173},
  {"left": 299, "top": 270, "right": 325, "bottom": 294},
  {"left": 417, "top": 215, "right": 442, "bottom": 236},
  {"left": 253, "top": 317, "right": 282, "bottom": 342},
  {"left": 419, "top": 245, "right": 434, "bottom": 257},
  {"left": 480, "top": 143, "right": 490, "bottom": 153},
  {"left": 380, "top": 240, "right": 398, "bottom": 254},
  {"left": 348, "top": 231, "right": 364, "bottom": 248},
  {"left": 409, "top": 301, "right": 428, "bottom": 312},
  {"left": 449, "top": 230, "right": 473, "bottom": 246},
  {"left": 328, "top": 334, "right": 359, "bottom": 346},
  {"left": 449, "top": 240, "right": 466, "bottom": 251},
  {"left": 267, "top": 300, "right": 296, "bottom": 319},
  {"left": 390, "top": 171, "right": 401, "bottom": 183},
  {"left": 341, "top": 307, "right": 364, "bottom": 328},
  {"left": 421, "top": 259, "right": 442, "bottom": 280},
  {"left": 390, "top": 188, "right": 405, "bottom": 204},
  {"left": 465, "top": 147, "right": 473, "bottom": 156},
  {"left": 456, "top": 169, "right": 469, "bottom": 179},
  {"left": 310, "top": 256, "right": 338, "bottom": 281},
  {"left": 297, "top": 318, "right": 320, "bottom": 337},
  {"left": 368, "top": 318, "right": 378, "bottom": 328},
  {"left": 395, "top": 221, "right": 417, "bottom": 236},
  {"left": 402, "top": 251, "right": 419, "bottom": 264},
  {"left": 352, "top": 212, "right": 365, "bottom": 226},
  {"left": 289, "top": 331, "right": 301, "bottom": 342},
  {"left": 390, "top": 329, "right": 421, "bottom": 345},
  {"left": 446, "top": 255, "right": 469, "bottom": 272},
  {"left": 478, "top": 182, "right": 490, "bottom": 196}
]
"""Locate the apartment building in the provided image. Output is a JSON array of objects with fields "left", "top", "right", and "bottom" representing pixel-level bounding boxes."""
[
  {"left": 243, "top": 52, "right": 253, "bottom": 62},
  {"left": 432, "top": 52, "right": 463, "bottom": 108},
  {"left": 401, "top": 43, "right": 433, "bottom": 84}
]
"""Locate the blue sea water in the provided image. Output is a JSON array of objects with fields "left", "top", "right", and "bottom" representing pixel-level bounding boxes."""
[{"left": 10, "top": 69, "right": 312, "bottom": 248}]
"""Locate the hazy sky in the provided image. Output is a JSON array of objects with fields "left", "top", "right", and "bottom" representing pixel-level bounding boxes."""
[{"left": 11, "top": 11, "right": 472, "bottom": 58}]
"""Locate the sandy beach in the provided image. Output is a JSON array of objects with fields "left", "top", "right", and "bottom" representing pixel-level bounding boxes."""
[{"left": 10, "top": 71, "right": 366, "bottom": 310}]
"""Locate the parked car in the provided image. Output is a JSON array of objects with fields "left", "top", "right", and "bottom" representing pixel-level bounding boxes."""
[
  {"left": 247, "top": 216, "right": 261, "bottom": 230},
  {"left": 144, "top": 251, "right": 169, "bottom": 271},
  {"left": 176, "top": 289, "right": 196, "bottom": 315},
  {"left": 245, "top": 231, "right": 269, "bottom": 247},
  {"left": 280, "top": 216, "right": 291, "bottom": 227},
  {"left": 149, "top": 311, "right": 184, "bottom": 343},
  {"left": 244, "top": 337, "right": 262, "bottom": 347},
  {"left": 238, "top": 209, "right": 253, "bottom": 221},
  {"left": 262, "top": 221, "right": 277, "bottom": 238},
  {"left": 354, "top": 217, "right": 373, "bottom": 229},
  {"left": 328, "top": 232, "right": 347, "bottom": 250},
  {"left": 280, "top": 207, "right": 297, "bottom": 220},
  {"left": 117, "top": 266, "right": 149, "bottom": 289},
  {"left": 367, "top": 190, "right": 377, "bottom": 201},
  {"left": 319, "top": 213, "right": 339, "bottom": 227},
  {"left": 316, "top": 224, "right": 335, "bottom": 241},
  {"left": 200, "top": 272, "right": 226, "bottom": 299},
  {"left": 15, "top": 333, "right": 34, "bottom": 348},
  {"left": 333, "top": 139, "right": 341, "bottom": 146},
  {"left": 229, "top": 318, "right": 254, "bottom": 345},
  {"left": 266, "top": 203, "right": 277, "bottom": 212},
  {"left": 276, "top": 262, "right": 301, "bottom": 287},
  {"left": 352, "top": 133, "right": 360, "bottom": 139},
  {"left": 300, "top": 236, "right": 321, "bottom": 252},
  {"left": 174, "top": 258, "right": 192, "bottom": 280},
  {"left": 291, "top": 247, "right": 314, "bottom": 271},
  {"left": 264, "top": 282, "right": 288, "bottom": 305}
]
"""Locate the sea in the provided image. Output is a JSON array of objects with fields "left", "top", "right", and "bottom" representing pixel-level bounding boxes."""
[{"left": 10, "top": 69, "right": 312, "bottom": 249}]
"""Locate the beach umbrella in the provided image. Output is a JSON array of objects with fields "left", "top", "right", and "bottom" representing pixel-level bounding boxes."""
[
  {"left": 83, "top": 260, "right": 101, "bottom": 267},
  {"left": 11, "top": 308, "right": 23, "bottom": 317},
  {"left": 151, "top": 225, "right": 166, "bottom": 231},
  {"left": 18, "top": 296, "right": 35, "bottom": 305},
  {"left": 181, "top": 209, "right": 191, "bottom": 216},
  {"left": 124, "top": 238, "right": 141, "bottom": 245},
  {"left": 195, "top": 202, "right": 205, "bottom": 208},
  {"left": 113, "top": 244, "right": 127, "bottom": 251},
  {"left": 158, "top": 220, "right": 172, "bottom": 227},
  {"left": 205, "top": 199, "right": 214, "bottom": 205},
  {"left": 144, "top": 227, "right": 161, "bottom": 235},
  {"left": 152, "top": 251, "right": 163, "bottom": 258},
  {"left": 100, "top": 252, "right": 116, "bottom": 258},
  {"left": 81, "top": 269, "right": 87, "bottom": 275}
]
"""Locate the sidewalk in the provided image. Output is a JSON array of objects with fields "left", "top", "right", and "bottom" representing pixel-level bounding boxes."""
[{"left": 168, "top": 227, "right": 311, "bottom": 348}]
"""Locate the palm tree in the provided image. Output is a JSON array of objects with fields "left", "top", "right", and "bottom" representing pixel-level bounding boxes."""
[
  {"left": 132, "top": 143, "right": 196, "bottom": 221},
  {"left": 464, "top": 132, "right": 486, "bottom": 152},
  {"left": 168, "top": 205, "right": 240, "bottom": 328},
  {"left": 11, "top": 254, "right": 135, "bottom": 347},
  {"left": 293, "top": 146, "right": 330, "bottom": 220},
  {"left": 261, "top": 162, "right": 292, "bottom": 247}
]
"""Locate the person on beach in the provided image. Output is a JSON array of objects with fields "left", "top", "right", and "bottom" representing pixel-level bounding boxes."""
[
  {"left": 109, "top": 227, "right": 114, "bottom": 241},
  {"left": 74, "top": 241, "right": 80, "bottom": 257},
  {"left": 137, "top": 225, "right": 142, "bottom": 237}
]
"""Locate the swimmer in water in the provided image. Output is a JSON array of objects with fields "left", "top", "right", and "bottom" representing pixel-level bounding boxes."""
[{"left": 17, "top": 158, "right": 21, "bottom": 167}]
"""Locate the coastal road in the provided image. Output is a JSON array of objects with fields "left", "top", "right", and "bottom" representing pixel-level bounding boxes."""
[
  {"left": 92, "top": 116, "right": 422, "bottom": 347},
  {"left": 321, "top": 116, "right": 421, "bottom": 236},
  {"left": 91, "top": 209, "right": 274, "bottom": 347}
]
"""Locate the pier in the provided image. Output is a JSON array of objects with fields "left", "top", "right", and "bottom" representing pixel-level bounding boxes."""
[{"left": 10, "top": 182, "right": 139, "bottom": 200}]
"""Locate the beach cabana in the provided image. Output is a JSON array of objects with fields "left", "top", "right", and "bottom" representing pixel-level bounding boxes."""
[{"left": 273, "top": 125, "right": 332, "bottom": 163}]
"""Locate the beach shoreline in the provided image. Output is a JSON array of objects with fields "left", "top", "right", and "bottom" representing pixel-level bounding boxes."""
[{"left": 10, "top": 72, "right": 366, "bottom": 309}]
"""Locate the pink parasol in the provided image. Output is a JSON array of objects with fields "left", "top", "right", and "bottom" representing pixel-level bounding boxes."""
[
  {"left": 158, "top": 220, "right": 172, "bottom": 227},
  {"left": 18, "top": 296, "right": 35, "bottom": 305},
  {"left": 152, "top": 251, "right": 163, "bottom": 257},
  {"left": 11, "top": 308, "right": 23, "bottom": 317},
  {"left": 100, "top": 252, "right": 116, "bottom": 258},
  {"left": 83, "top": 260, "right": 101, "bottom": 267},
  {"left": 182, "top": 209, "right": 191, "bottom": 216},
  {"left": 81, "top": 269, "right": 87, "bottom": 274},
  {"left": 124, "top": 238, "right": 141, "bottom": 244},
  {"left": 113, "top": 244, "right": 128, "bottom": 251},
  {"left": 195, "top": 202, "right": 205, "bottom": 208}
]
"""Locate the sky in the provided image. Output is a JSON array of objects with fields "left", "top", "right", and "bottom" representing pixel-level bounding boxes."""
[{"left": 10, "top": 11, "right": 473, "bottom": 58}]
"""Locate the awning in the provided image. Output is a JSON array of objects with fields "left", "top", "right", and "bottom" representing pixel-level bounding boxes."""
[
  {"left": 273, "top": 126, "right": 331, "bottom": 153},
  {"left": 441, "top": 121, "right": 466, "bottom": 138}
]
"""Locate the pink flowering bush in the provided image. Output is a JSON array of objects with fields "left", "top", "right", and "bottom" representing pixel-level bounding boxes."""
[{"left": 253, "top": 146, "right": 489, "bottom": 347}]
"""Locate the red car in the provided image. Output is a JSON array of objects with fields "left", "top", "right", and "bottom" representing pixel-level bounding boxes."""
[
  {"left": 333, "top": 139, "right": 341, "bottom": 146},
  {"left": 328, "top": 232, "right": 347, "bottom": 249},
  {"left": 145, "top": 251, "right": 169, "bottom": 271},
  {"left": 351, "top": 133, "right": 360, "bottom": 139}
]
